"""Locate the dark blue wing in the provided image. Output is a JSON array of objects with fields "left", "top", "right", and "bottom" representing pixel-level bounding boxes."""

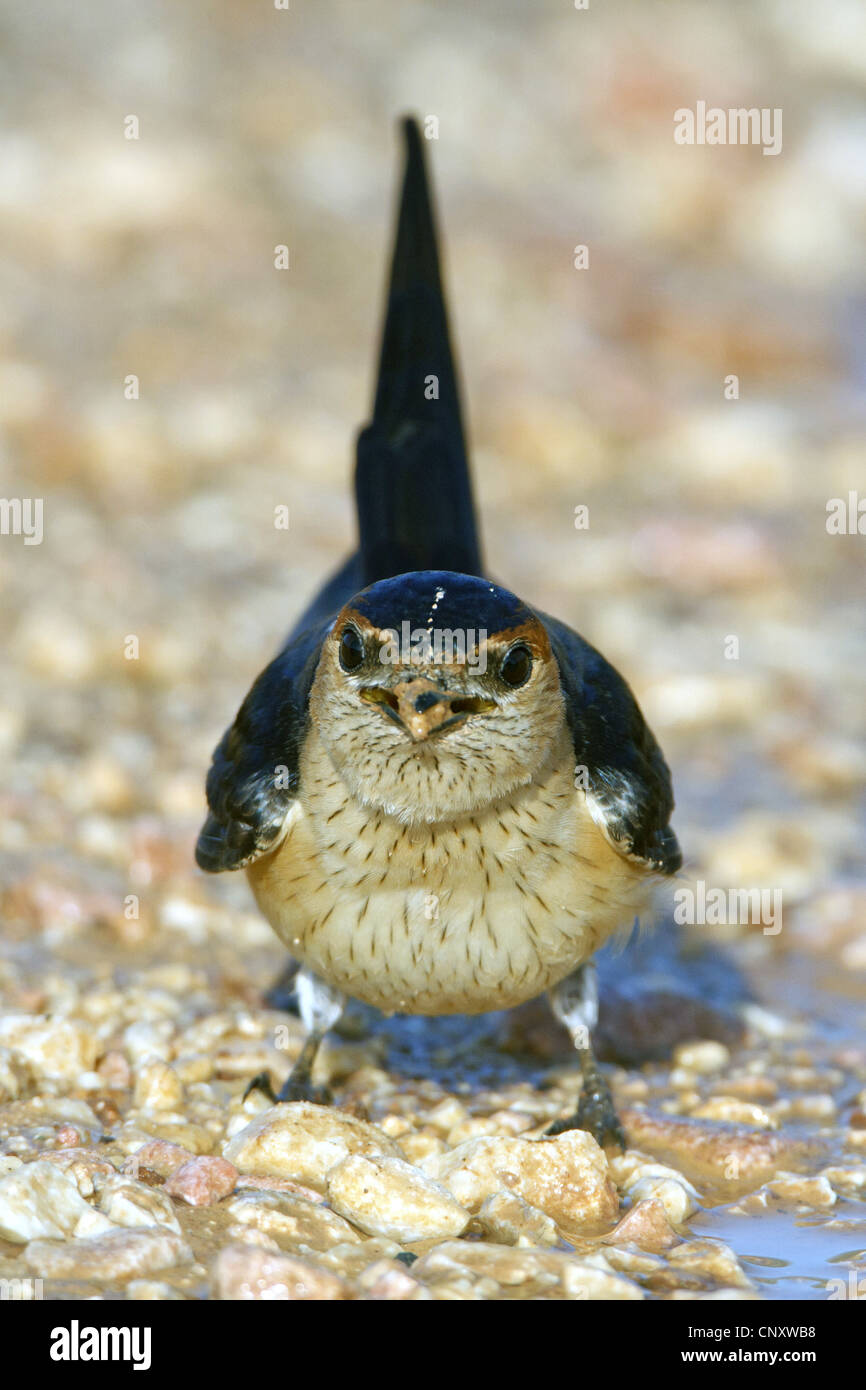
[{"left": 544, "top": 614, "right": 682, "bottom": 876}]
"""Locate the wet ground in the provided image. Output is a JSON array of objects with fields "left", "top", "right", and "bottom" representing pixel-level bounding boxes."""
[{"left": 0, "top": 0, "right": 864, "bottom": 1300}]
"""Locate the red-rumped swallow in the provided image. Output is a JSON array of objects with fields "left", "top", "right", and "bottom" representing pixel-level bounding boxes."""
[{"left": 196, "top": 117, "right": 681, "bottom": 1147}]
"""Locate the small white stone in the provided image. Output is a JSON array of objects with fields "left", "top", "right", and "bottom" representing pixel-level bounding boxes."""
[
  {"left": 690, "top": 1097, "right": 776, "bottom": 1129},
  {"left": 123, "top": 1020, "right": 174, "bottom": 1064},
  {"left": 328, "top": 1154, "right": 470, "bottom": 1242},
  {"left": 669, "top": 1238, "right": 752, "bottom": 1288},
  {"left": 0, "top": 1161, "right": 116, "bottom": 1243},
  {"left": 474, "top": 1189, "right": 559, "bottom": 1247},
  {"left": 97, "top": 1173, "right": 182, "bottom": 1233},
  {"left": 766, "top": 1172, "right": 836, "bottom": 1207},
  {"left": 24, "top": 1228, "right": 193, "bottom": 1280},
  {"left": 133, "top": 1061, "right": 183, "bottom": 1112},
  {"left": 225, "top": 1190, "right": 364, "bottom": 1251},
  {"left": 623, "top": 1164, "right": 700, "bottom": 1224},
  {"left": 673, "top": 1041, "right": 731, "bottom": 1074},
  {"left": 223, "top": 1101, "right": 402, "bottom": 1190},
  {"left": 0, "top": 1016, "right": 97, "bottom": 1081}
]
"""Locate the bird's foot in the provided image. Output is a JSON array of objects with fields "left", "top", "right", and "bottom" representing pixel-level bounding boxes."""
[
  {"left": 242, "top": 1070, "right": 332, "bottom": 1106},
  {"left": 275, "top": 1075, "right": 332, "bottom": 1106},
  {"left": 243, "top": 1071, "right": 278, "bottom": 1104},
  {"left": 546, "top": 1076, "right": 626, "bottom": 1151}
]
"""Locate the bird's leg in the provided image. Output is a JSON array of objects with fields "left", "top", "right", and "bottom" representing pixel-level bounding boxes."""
[
  {"left": 244, "top": 966, "right": 346, "bottom": 1106},
  {"left": 263, "top": 956, "right": 301, "bottom": 1012},
  {"left": 545, "top": 961, "right": 626, "bottom": 1151}
]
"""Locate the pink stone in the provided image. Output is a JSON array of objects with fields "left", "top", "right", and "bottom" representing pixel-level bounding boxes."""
[
  {"left": 123, "top": 1139, "right": 193, "bottom": 1180},
  {"left": 165, "top": 1156, "right": 238, "bottom": 1206}
]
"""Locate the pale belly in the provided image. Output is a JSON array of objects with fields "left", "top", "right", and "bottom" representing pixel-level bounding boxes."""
[{"left": 246, "top": 757, "right": 650, "bottom": 1016}]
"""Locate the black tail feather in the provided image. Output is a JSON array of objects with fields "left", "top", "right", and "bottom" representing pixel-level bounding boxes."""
[{"left": 355, "top": 116, "right": 483, "bottom": 586}]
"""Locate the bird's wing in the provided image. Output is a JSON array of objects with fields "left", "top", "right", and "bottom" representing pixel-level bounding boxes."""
[
  {"left": 544, "top": 615, "right": 682, "bottom": 876},
  {"left": 195, "top": 621, "right": 328, "bottom": 873}
]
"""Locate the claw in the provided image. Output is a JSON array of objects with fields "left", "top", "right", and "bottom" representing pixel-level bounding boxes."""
[
  {"left": 545, "top": 1078, "right": 626, "bottom": 1151},
  {"left": 243, "top": 1071, "right": 278, "bottom": 1104}
]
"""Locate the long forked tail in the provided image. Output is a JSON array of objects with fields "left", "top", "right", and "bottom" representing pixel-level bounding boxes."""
[{"left": 354, "top": 116, "right": 483, "bottom": 586}]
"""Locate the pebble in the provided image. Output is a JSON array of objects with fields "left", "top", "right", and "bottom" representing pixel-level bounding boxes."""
[
  {"left": 668, "top": 1239, "right": 752, "bottom": 1289},
  {"left": 225, "top": 1224, "right": 281, "bottom": 1251},
  {"left": 622, "top": 1164, "right": 701, "bottom": 1224},
  {"left": 213, "top": 1245, "right": 348, "bottom": 1300},
  {"left": 620, "top": 1108, "right": 805, "bottom": 1186},
  {"left": 398, "top": 1131, "right": 448, "bottom": 1164},
  {"left": 126, "top": 1280, "right": 185, "bottom": 1300},
  {"left": 41, "top": 1148, "right": 116, "bottom": 1196},
  {"left": 97, "top": 1051, "right": 132, "bottom": 1089},
  {"left": 673, "top": 1042, "right": 731, "bottom": 1074},
  {"left": 710, "top": 1075, "right": 778, "bottom": 1102},
  {"left": 164, "top": 1156, "right": 238, "bottom": 1206},
  {"left": 133, "top": 1061, "right": 184, "bottom": 1112},
  {"left": 24, "top": 1228, "right": 194, "bottom": 1280},
  {"left": 328, "top": 1154, "right": 470, "bottom": 1243},
  {"left": 122, "top": 1020, "right": 174, "bottom": 1065},
  {"left": 0, "top": 1160, "right": 115, "bottom": 1242},
  {"left": 821, "top": 1164, "right": 866, "bottom": 1196},
  {"left": 603, "top": 1197, "right": 681, "bottom": 1252},
  {"left": 766, "top": 1172, "right": 837, "bottom": 1207},
  {"left": 118, "top": 1119, "right": 215, "bottom": 1156},
  {"left": 603, "top": 1245, "right": 666, "bottom": 1278},
  {"left": 122, "top": 1138, "right": 193, "bottom": 1179},
  {"left": 223, "top": 1101, "right": 402, "bottom": 1190},
  {"left": 690, "top": 1098, "right": 777, "bottom": 1129},
  {"left": 425, "top": 1098, "right": 469, "bottom": 1133},
  {"left": 225, "top": 1190, "right": 364, "bottom": 1251},
  {"left": 421, "top": 1130, "right": 619, "bottom": 1237},
  {"left": 356, "top": 1258, "right": 433, "bottom": 1301},
  {"left": 474, "top": 1189, "right": 560, "bottom": 1247},
  {"left": 312, "top": 1237, "right": 403, "bottom": 1278},
  {"left": 0, "top": 1096, "right": 103, "bottom": 1146},
  {"left": 97, "top": 1173, "right": 182, "bottom": 1233},
  {"left": 785, "top": 1094, "right": 837, "bottom": 1121},
  {"left": 0, "top": 1016, "right": 97, "bottom": 1082},
  {"left": 411, "top": 1241, "right": 642, "bottom": 1300},
  {"left": 378, "top": 1114, "right": 414, "bottom": 1139}
]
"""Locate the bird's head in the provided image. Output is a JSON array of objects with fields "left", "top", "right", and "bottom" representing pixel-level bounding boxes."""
[{"left": 310, "top": 571, "right": 567, "bottom": 822}]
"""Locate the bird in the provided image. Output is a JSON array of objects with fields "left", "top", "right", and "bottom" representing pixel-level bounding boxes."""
[{"left": 195, "top": 116, "right": 681, "bottom": 1148}]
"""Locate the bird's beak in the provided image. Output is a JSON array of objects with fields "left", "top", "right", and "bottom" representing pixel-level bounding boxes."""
[{"left": 361, "top": 676, "right": 495, "bottom": 741}]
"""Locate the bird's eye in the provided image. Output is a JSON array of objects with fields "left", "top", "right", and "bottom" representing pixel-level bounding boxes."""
[
  {"left": 500, "top": 642, "right": 533, "bottom": 688},
  {"left": 338, "top": 625, "right": 365, "bottom": 672}
]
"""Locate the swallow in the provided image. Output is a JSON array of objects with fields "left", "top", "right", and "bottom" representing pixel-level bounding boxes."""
[{"left": 196, "top": 116, "right": 681, "bottom": 1148}]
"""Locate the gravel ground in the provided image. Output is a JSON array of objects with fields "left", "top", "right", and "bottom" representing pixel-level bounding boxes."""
[{"left": 0, "top": 1, "right": 864, "bottom": 1300}]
